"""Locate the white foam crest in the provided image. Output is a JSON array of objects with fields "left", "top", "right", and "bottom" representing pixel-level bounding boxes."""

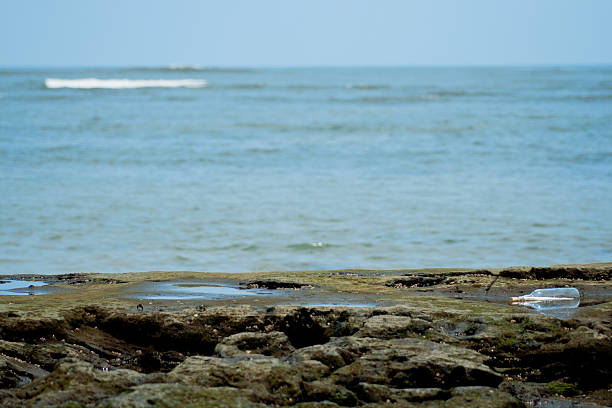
[{"left": 44, "top": 78, "right": 208, "bottom": 89}]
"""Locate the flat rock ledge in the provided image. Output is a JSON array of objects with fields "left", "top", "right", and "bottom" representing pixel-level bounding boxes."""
[
  {"left": 0, "top": 299, "right": 610, "bottom": 407},
  {"left": 1, "top": 263, "right": 610, "bottom": 406}
]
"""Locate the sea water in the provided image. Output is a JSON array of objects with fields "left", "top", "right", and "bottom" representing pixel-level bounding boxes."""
[{"left": 1, "top": 66, "right": 611, "bottom": 274}]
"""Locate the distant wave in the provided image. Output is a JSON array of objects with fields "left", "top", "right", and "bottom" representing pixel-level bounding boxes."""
[
  {"left": 44, "top": 78, "right": 208, "bottom": 89},
  {"left": 168, "top": 64, "right": 204, "bottom": 71},
  {"left": 345, "top": 84, "right": 390, "bottom": 90},
  {"left": 287, "top": 84, "right": 336, "bottom": 90},
  {"left": 217, "top": 83, "right": 267, "bottom": 89},
  {"left": 553, "top": 94, "right": 612, "bottom": 102},
  {"left": 287, "top": 242, "right": 337, "bottom": 251},
  {"left": 124, "top": 66, "right": 254, "bottom": 73}
]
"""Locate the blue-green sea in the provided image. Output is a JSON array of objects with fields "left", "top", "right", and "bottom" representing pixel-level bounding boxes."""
[{"left": 1, "top": 66, "right": 611, "bottom": 274}]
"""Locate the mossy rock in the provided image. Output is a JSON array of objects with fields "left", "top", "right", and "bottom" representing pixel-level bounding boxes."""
[
  {"left": 57, "top": 403, "right": 88, "bottom": 408},
  {"left": 96, "top": 384, "right": 263, "bottom": 407},
  {"left": 547, "top": 381, "right": 581, "bottom": 397}
]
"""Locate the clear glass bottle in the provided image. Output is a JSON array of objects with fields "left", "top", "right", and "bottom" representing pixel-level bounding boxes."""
[{"left": 511, "top": 287, "right": 580, "bottom": 310}]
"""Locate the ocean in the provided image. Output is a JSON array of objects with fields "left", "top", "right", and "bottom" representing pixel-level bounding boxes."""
[{"left": 1, "top": 66, "right": 611, "bottom": 274}]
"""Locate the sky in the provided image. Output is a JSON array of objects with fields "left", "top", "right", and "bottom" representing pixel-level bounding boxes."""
[{"left": 1, "top": 0, "right": 611, "bottom": 67}]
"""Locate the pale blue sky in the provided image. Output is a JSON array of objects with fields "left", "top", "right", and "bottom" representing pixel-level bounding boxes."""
[{"left": 1, "top": 0, "right": 611, "bottom": 67}]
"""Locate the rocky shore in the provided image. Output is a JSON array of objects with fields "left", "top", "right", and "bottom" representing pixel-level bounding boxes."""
[{"left": 0, "top": 263, "right": 610, "bottom": 407}]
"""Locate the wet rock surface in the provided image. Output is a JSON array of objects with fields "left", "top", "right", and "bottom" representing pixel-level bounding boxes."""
[
  {"left": 386, "top": 275, "right": 448, "bottom": 288},
  {"left": 497, "top": 264, "right": 612, "bottom": 281},
  {"left": 242, "top": 280, "right": 315, "bottom": 290},
  {"left": 0, "top": 263, "right": 610, "bottom": 406}
]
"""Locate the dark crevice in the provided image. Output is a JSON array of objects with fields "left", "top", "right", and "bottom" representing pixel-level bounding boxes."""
[{"left": 277, "top": 308, "right": 330, "bottom": 348}]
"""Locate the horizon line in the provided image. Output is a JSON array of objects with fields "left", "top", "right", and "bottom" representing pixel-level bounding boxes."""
[{"left": 2, "top": 62, "right": 612, "bottom": 70}]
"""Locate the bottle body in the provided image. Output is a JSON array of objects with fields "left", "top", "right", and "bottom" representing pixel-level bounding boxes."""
[
  {"left": 526, "top": 287, "right": 579, "bottom": 300},
  {"left": 511, "top": 287, "right": 580, "bottom": 310}
]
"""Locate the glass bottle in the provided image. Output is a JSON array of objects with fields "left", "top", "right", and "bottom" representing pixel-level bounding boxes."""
[{"left": 511, "top": 287, "right": 580, "bottom": 310}]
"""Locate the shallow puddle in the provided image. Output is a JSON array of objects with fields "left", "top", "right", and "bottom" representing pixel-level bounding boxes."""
[
  {"left": 0, "top": 279, "right": 49, "bottom": 295},
  {"left": 123, "top": 280, "right": 280, "bottom": 300}
]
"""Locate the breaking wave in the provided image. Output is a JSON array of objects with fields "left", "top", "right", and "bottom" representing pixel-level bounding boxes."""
[{"left": 44, "top": 78, "right": 208, "bottom": 89}]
